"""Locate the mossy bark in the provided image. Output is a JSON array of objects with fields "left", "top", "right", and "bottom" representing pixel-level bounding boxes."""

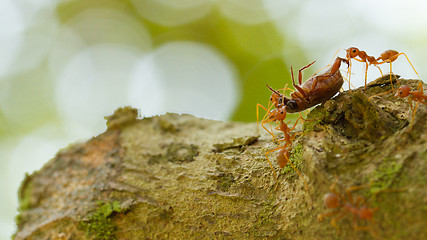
[{"left": 14, "top": 77, "right": 427, "bottom": 240}]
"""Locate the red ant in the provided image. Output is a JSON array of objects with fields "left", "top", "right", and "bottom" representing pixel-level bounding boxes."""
[
  {"left": 262, "top": 105, "right": 308, "bottom": 190},
  {"left": 394, "top": 81, "right": 427, "bottom": 128},
  {"left": 318, "top": 179, "right": 379, "bottom": 238},
  {"left": 346, "top": 47, "right": 420, "bottom": 91}
]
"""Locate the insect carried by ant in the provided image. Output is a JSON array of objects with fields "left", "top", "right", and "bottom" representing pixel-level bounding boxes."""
[
  {"left": 345, "top": 47, "right": 421, "bottom": 91},
  {"left": 394, "top": 81, "right": 427, "bottom": 128},
  {"left": 318, "top": 178, "right": 380, "bottom": 238},
  {"left": 279, "top": 56, "right": 349, "bottom": 113}
]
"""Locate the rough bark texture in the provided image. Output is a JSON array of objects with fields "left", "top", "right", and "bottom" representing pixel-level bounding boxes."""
[{"left": 14, "top": 77, "right": 427, "bottom": 240}]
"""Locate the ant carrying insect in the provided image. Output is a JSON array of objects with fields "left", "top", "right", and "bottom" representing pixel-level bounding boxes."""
[{"left": 257, "top": 57, "right": 348, "bottom": 190}]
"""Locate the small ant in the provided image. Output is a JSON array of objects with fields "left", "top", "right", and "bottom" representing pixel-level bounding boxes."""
[
  {"left": 346, "top": 47, "right": 420, "bottom": 91},
  {"left": 394, "top": 81, "right": 427, "bottom": 128},
  {"left": 318, "top": 179, "right": 379, "bottom": 238}
]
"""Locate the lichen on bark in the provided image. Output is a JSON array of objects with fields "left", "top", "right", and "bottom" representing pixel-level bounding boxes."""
[{"left": 14, "top": 77, "right": 427, "bottom": 240}]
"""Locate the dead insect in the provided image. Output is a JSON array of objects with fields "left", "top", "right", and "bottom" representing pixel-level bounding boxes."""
[{"left": 272, "top": 57, "right": 348, "bottom": 113}]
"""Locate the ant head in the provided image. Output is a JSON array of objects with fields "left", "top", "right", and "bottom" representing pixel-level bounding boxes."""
[
  {"left": 395, "top": 85, "right": 411, "bottom": 98},
  {"left": 275, "top": 106, "right": 287, "bottom": 121},
  {"left": 286, "top": 100, "right": 298, "bottom": 112},
  {"left": 270, "top": 92, "right": 280, "bottom": 103},
  {"left": 323, "top": 193, "right": 341, "bottom": 209},
  {"left": 346, "top": 47, "right": 360, "bottom": 59}
]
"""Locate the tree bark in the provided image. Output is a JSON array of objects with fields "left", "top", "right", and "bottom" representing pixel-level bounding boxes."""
[{"left": 14, "top": 77, "right": 427, "bottom": 240}]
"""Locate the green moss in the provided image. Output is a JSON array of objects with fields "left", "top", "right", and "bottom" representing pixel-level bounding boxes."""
[
  {"left": 80, "top": 201, "right": 127, "bottom": 240},
  {"left": 157, "top": 118, "right": 178, "bottom": 133},
  {"left": 18, "top": 173, "right": 33, "bottom": 211},
  {"left": 303, "top": 107, "right": 326, "bottom": 132},
  {"left": 105, "top": 106, "right": 138, "bottom": 130},
  {"left": 282, "top": 142, "right": 304, "bottom": 181},
  {"left": 15, "top": 173, "right": 34, "bottom": 228},
  {"left": 248, "top": 195, "right": 277, "bottom": 237},
  {"left": 218, "top": 173, "right": 235, "bottom": 191},
  {"left": 166, "top": 143, "right": 199, "bottom": 163},
  {"left": 370, "top": 158, "right": 403, "bottom": 194}
]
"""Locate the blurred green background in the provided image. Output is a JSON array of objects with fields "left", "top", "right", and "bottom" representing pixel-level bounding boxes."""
[{"left": 1, "top": 0, "right": 426, "bottom": 238}]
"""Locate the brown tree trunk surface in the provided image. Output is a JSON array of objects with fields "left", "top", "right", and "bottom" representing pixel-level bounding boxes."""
[{"left": 14, "top": 77, "right": 427, "bottom": 240}]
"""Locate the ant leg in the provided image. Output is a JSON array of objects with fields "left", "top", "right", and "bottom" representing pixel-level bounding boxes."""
[
  {"left": 400, "top": 52, "right": 421, "bottom": 80},
  {"left": 347, "top": 60, "right": 353, "bottom": 92},
  {"left": 296, "top": 112, "right": 308, "bottom": 123},
  {"left": 261, "top": 117, "right": 279, "bottom": 142},
  {"left": 331, "top": 212, "right": 347, "bottom": 233},
  {"left": 373, "top": 64, "right": 384, "bottom": 76},
  {"left": 364, "top": 61, "right": 369, "bottom": 90},
  {"left": 256, "top": 103, "right": 268, "bottom": 132},
  {"left": 352, "top": 223, "right": 370, "bottom": 232},
  {"left": 342, "top": 74, "right": 356, "bottom": 91},
  {"left": 317, "top": 210, "right": 340, "bottom": 222},
  {"left": 278, "top": 83, "right": 293, "bottom": 106},
  {"left": 289, "top": 116, "right": 302, "bottom": 131},
  {"left": 416, "top": 80, "right": 424, "bottom": 95},
  {"left": 345, "top": 185, "right": 366, "bottom": 204},
  {"left": 410, "top": 101, "right": 420, "bottom": 129},
  {"left": 388, "top": 62, "right": 398, "bottom": 91},
  {"left": 313, "top": 65, "right": 330, "bottom": 76},
  {"left": 257, "top": 104, "right": 278, "bottom": 141},
  {"left": 278, "top": 83, "right": 294, "bottom": 94},
  {"left": 367, "top": 89, "right": 393, "bottom": 101},
  {"left": 373, "top": 60, "right": 398, "bottom": 92},
  {"left": 354, "top": 195, "right": 366, "bottom": 207},
  {"left": 377, "top": 52, "right": 421, "bottom": 81}
]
